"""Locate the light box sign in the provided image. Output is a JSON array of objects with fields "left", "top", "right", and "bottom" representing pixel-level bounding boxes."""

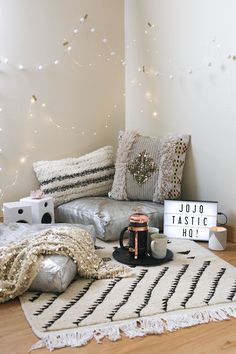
[{"left": 164, "top": 200, "right": 218, "bottom": 241}]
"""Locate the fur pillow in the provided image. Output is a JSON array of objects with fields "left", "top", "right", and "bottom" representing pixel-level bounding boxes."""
[
  {"left": 33, "top": 146, "right": 115, "bottom": 207},
  {"left": 109, "top": 131, "right": 190, "bottom": 203}
]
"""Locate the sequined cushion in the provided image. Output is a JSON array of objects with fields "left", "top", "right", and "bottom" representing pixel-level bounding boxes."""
[
  {"left": 33, "top": 146, "right": 115, "bottom": 207},
  {"left": 109, "top": 131, "right": 190, "bottom": 202},
  {"left": 55, "top": 196, "right": 164, "bottom": 241},
  {"left": 0, "top": 223, "right": 96, "bottom": 293}
]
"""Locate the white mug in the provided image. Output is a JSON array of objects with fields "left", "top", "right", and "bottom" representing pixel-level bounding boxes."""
[
  {"left": 151, "top": 233, "right": 167, "bottom": 259},
  {"left": 147, "top": 227, "right": 159, "bottom": 254},
  {"left": 208, "top": 226, "right": 227, "bottom": 251}
]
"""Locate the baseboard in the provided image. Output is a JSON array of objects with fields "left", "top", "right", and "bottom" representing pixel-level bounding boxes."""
[{"left": 226, "top": 224, "right": 236, "bottom": 243}]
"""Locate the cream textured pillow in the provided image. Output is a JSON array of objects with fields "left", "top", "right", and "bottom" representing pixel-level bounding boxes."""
[
  {"left": 33, "top": 146, "right": 115, "bottom": 207},
  {"left": 109, "top": 131, "right": 190, "bottom": 203}
]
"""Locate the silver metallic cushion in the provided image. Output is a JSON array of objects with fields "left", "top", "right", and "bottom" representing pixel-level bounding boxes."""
[
  {"left": 55, "top": 196, "right": 164, "bottom": 241},
  {"left": 30, "top": 255, "right": 77, "bottom": 292},
  {"left": 0, "top": 223, "right": 96, "bottom": 293}
]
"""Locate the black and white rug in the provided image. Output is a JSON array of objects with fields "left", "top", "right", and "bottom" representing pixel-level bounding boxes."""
[{"left": 20, "top": 238, "right": 236, "bottom": 351}]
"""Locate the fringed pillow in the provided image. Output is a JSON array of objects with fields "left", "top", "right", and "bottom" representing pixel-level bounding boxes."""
[
  {"left": 109, "top": 131, "right": 190, "bottom": 203},
  {"left": 33, "top": 146, "right": 115, "bottom": 207}
]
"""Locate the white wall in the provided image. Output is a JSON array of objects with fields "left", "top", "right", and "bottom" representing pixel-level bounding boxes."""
[
  {"left": 0, "top": 0, "right": 124, "bottom": 211},
  {"left": 1, "top": 0, "right": 235, "bottom": 234},
  {"left": 125, "top": 0, "right": 236, "bottom": 231}
]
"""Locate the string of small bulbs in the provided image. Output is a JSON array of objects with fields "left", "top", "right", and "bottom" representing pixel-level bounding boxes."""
[{"left": 0, "top": 13, "right": 122, "bottom": 204}]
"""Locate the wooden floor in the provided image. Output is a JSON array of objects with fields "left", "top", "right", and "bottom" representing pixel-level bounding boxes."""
[{"left": 1, "top": 243, "right": 236, "bottom": 354}]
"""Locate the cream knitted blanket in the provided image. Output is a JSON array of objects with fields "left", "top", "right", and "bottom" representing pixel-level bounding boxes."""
[{"left": 0, "top": 227, "right": 127, "bottom": 303}]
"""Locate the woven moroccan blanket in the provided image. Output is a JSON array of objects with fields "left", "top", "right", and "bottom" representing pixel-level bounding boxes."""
[{"left": 20, "top": 238, "right": 236, "bottom": 352}]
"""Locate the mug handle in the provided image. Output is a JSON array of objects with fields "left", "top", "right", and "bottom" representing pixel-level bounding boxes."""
[
  {"left": 119, "top": 227, "right": 129, "bottom": 249},
  {"left": 217, "top": 212, "right": 228, "bottom": 226}
]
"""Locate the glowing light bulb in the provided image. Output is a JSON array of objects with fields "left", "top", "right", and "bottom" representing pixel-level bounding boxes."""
[
  {"left": 110, "top": 51, "right": 115, "bottom": 56},
  {"left": 38, "top": 65, "right": 43, "bottom": 70},
  {"left": 20, "top": 156, "right": 27, "bottom": 164},
  {"left": 0, "top": 148, "right": 2, "bottom": 152},
  {"left": 41, "top": 103, "right": 46, "bottom": 108},
  {"left": 80, "top": 17, "right": 85, "bottom": 22},
  {"left": 153, "top": 111, "right": 158, "bottom": 117},
  {"left": 67, "top": 46, "right": 72, "bottom": 51},
  {"left": 145, "top": 92, "right": 151, "bottom": 98},
  {"left": 73, "top": 28, "right": 79, "bottom": 34},
  {"left": 4, "top": 58, "right": 8, "bottom": 63},
  {"left": 102, "top": 38, "right": 107, "bottom": 43},
  {"left": 93, "top": 132, "right": 97, "bottom": 136},
  {"left": 169, "top": 74, "right": 174, "bottom": 80},
  {"left": 54, "top": 60, "right": 59, "bottom": 65},
  {"left": 0, "top": 108, "right": 3, "bottom": 112},
  {"left": 0, "top": 128, "right": 2, "bottom": 132},
  {"left": 90, "top": 28, "right": 95, "bottom": 33},
  {"left": 31, "top": 95, "right": 37, "bottom": 103},
  {"left": 18, "top": 64, "right": 24, "bottom": 70},
  {"left": 107, "top": 114, "right": 111, "bottom": 118}
]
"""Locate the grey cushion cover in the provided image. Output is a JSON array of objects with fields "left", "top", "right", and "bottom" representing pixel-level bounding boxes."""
[{"left": 55, "top": 197, "right": 164, "bottom": 241}]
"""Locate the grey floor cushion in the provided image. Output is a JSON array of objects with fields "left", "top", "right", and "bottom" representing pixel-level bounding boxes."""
[
  {"left": 0, "top": 223, "right": 96, "bottom": 293},
  {"left": 55, "top": 196, "right": 164, "bottom": 241},
  {"left": 0, "top": 222, "right": 96, "bottom": 246},
  {"left": 30, "top": 255, "right": 77, "bottom": 293}
]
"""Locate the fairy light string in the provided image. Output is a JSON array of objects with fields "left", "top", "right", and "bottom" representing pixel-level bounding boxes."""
[
  {"left": 1, "top": 16, "right": 236, "bottom": 206},
  {"left": 0, "top": 13, "right": 122, "bottom": 205}
]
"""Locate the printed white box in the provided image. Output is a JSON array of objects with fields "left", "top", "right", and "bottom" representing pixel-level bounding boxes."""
[
  {"left": 20, "top": 196, "right": 54, "bottom": 224},
  {"left": 3, "top": 202, "right": 33, "bottom": 224}
]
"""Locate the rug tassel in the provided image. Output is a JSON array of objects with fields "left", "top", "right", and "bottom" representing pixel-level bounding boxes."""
[{"left": 29, "top": 305, "right": 236, "bottom": 352}]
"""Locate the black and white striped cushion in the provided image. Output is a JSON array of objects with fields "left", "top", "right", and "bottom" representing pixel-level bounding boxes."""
[{"left": 33, "top": 146, "right": 115, "bottom": 207}]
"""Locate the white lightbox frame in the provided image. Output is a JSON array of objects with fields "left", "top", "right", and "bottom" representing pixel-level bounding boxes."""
[{"left": 164, "top": 200, "right": 218, "bottom": 241}]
